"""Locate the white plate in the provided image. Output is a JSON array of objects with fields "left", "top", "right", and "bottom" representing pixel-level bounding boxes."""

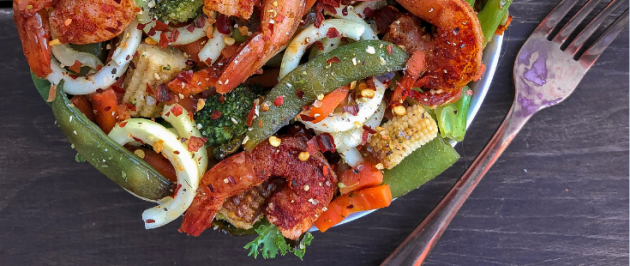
[{"left": 309, "top": 34, "right": 505, "bottom": 232}]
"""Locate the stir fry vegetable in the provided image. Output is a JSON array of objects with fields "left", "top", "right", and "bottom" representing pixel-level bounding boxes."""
[
  {"left": 52, "top": 81, "right": 173, "bottom": 201},
  {"left": 245, "top": 40, "right": 409, "bottom": 150},
  {"left": 434, "top": 87, "right": 473, "bottom": 142}
]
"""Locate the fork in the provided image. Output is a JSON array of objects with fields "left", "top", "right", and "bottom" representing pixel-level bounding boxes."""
[{"left": 381, "top": 1, "right": 629, "bottom": 265}]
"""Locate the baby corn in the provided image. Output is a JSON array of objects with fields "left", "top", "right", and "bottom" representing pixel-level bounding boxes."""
[
  {"left": 365, "top": 104, "right": 438, "bottom": 169},
  {"left": 122, "top": 44, "right": 188, "bottom": 117}
]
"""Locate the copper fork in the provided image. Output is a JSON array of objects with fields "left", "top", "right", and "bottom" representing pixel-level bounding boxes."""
[{"left": 381, "top": 1, "right": 629, "bottom": 265}]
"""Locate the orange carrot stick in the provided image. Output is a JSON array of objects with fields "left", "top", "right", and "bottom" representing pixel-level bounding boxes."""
[
  {"left": 308, "top": 85, "right": 350, "bottom": 123},
  {"left": 314, "top": 185, "right": 392, "bottom": 232},
  {"left": 89, "top": 88, "right": 118, "bottom": 134},
  {"left": 70, "top": 95, "right": 95, "bottom": 122},
  {"left": 339, "top": 163, "right": 383, "bottom": 195}
]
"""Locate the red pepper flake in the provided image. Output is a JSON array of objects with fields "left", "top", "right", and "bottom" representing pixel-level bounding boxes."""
[
  {"left": 111, "top": 84, "right": 125, "bottom": 94},
  {"left": 96, "top": 65, "right": 103, "bottom": 71},
  {"left": 302, "top": 105, "right": 311, "bottom": 111},
  {"left": 173, "top": 184, "right": 182, "bottom": 195},
  {"left": 175, "top": 70, "right": 194, "bottom": 84},
  {"left": 295, "top": 90, "right": 304, "bottom": 99},
  {"left": 188, "top": 111, "right": 194, "bottom": 122},
  {"left": 246, "top": 102, "right": 257, "bottom": 127},
  {"left": 363, "top": 7, "right": 374, "bottom": 18},
  {"left": 211, "top": 110, "right": 222, "bottom": 120},
  {"left": 186, "top": 24, "right": 195, "bottom": 33},
  {"left": 219, "top": 95, "right": 225, "bottom": 104},
  {"left": 164, "top": 112, "right": 171, "bottom": 117},
  {"left": 259, "top": 120, "right": 263, "bottom": 128},
  {"left": 154, "top": 20, "right": 171, "bottom": 32},
  {"left": 147, "top": 27, "right": 156, "bottom": 36},
  {"left": 268, "top": 23, "right": 275, "bottom": 34},
  {"left": 136, "top": 22, "right": 147, "bottom": 30},
  {"left": 119, "top": 121, "right": 128, "bottom": 128},
  {"left": 313, "top": 41, "right": 324, "bottom": 51},
  {"left": 104, "top": 106, "right": 112, "bottom": 112},
  {"left": 187, "top": 136, "right": 207, "bottom": 152},
  {"left": 314, "top": 2, "right": 325, "bottom": 28},
  {"left": 174, "top": 150, "right": 180, "bottom": 155},
  {"left": 362, "top": 125, "right": 377, "bottom": 134},
  {"left": 274, "top": 95, "right": 284, "bottom": 107},
  {"left": 316, "top": 133, "right": 336, "bottom": 153},
  {"left": 68, "top": 60, "right": 82, "bottom": 73},
  {"left": 171, "top": 105, "right": 183, "bottom": 117},
  {"left": 195, "top": 16, "right": 206, "bottom": 29},
  {"left": 326, "top": 56, "right": 341, "bottom": 64},
  {"left": 342, "top": 104, "right": 359, "bottom": 116},
  {"left": 145, "top": 83, "right": 154, "bottom": 95},
  {"left": 132, "top": 136, "right": 144, "bottom": 144},
  {"left": 326, "top": 27, "right": 341, "bottom": 38},
  {"left": 207, "top": 184, "right": 215, "bottom": 193},
  {"left": 129, "top": 61, "right": 136, "bottom": 70},
  {"left": 146, "top": 219, "right": 155, "bottom": 224},
  {"left": 300, "top": 114, "right": 316, "bottom": 122},
  {"left": 276, "top": 14, "right": 285, "bottom": 23},
  {"left": 155, "top": 84, "right": 172, "bottom": 102},
  {"left": 341, "top": 6, "right": 348, "bottom": 16},
  {"left": 158, "top": 32, "right": 169, "bottom": 49},
  {"left": 134, "top": 51, "right": 140, "bottom": 58},
  {"left": 227, "top": 175, "right": 236, "bottom": 184},
  {"left": 169, "top": 29, "right": 180, "bottom": 43},
  {"left": 185, "top": 60, "right": 195, "bottom": 66},
  {"left": 323, "top": 165, "right": 329, "bottom": 176},
  {"left": 104, "top": 27, "right": 119, "bottom": 34},
  {"left": 387, "top": 45, "right": 393, "bottom": 55},
  {"left": 125, "top": 102, "right": 136, "bottom": 111}
]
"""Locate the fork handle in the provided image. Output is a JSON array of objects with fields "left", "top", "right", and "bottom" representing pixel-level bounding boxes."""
[{"left": 381, "top": 104, "right": 531, "bottom": 266}]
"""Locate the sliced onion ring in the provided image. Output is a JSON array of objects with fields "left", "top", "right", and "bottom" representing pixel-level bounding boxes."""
[
  {"left": 50, "top": 39, "right": 103, "bottom": 70},
  {"left": 108, "top": 118, "right": 200, "bottom": 229},
  {"left": 144, "top": 16, "right": 212, "bottom": 46},
  {"left": 279, "top": 19, "right": 377, "bottom": 79},
  {"left": 46, "top": 20, "right": 142, "bottom": 95}
]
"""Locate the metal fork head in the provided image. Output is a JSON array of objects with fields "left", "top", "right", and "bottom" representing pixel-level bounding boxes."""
[{"left": 512, "top": 0, "right": 628, "bottom": 118}]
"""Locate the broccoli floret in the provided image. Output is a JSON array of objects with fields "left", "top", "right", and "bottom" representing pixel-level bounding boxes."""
[
  {"left": 154, "top": 0, "right": 204, "bottom": 24},
  {"left": 195, "top": 85, "right": 263, "bottom": 158}
]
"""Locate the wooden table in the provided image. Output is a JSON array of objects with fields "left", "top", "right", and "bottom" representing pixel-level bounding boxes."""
[{"left": 0, "top": 1, "right": 628, "bottom": 265}]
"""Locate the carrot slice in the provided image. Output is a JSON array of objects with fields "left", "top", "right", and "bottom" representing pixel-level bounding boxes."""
[
  {"left": 124, "top": 145, "right": 177, "bottom": 183},
  {"left": 89, "top": 88, "right": 118, "bottom": 134},
  {"left": 314, "top": 185, "right": 392, "bottom": 232},
  {"left": 308, "top": 85, "right": 350, "bottom": 123},
  {"left": 70, "top": 95, "right": 95, "bottom": 122},
  {"left": 339, "top": 163, "right": 383, "bottom": 195}
]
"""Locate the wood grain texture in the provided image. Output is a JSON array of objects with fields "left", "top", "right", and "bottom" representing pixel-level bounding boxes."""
[{"left": 0, "top": 1, "right": 627, "bottom": 265}]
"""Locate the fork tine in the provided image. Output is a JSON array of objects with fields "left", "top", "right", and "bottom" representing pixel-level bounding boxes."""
[
  {"left": 566, "top": 0, "right": 626, "bottom": 55},
  {"left": 552, "top": 0, "right": 604, "bottom": 45},
  {"left": 535, "top": 0, "right": 579, "bottom": 36},
  {"left": 579, "top": 8, "right": 629, "bottom": 67}
]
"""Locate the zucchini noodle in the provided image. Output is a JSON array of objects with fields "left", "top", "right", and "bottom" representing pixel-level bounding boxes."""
[
  {"left": 198, "top": 26, "right": 227, "bottom": 64},
  {"left": 47, "top": 20, "right": 142, "bottom": 95},
  {"left": 108, "top": 118, "right": 200, "bottom": 229},
  {"left": 162, "top": 104, "right": 208, "bottom": 175},
  {"left": 279, "top": 19, "right": 377, "bottom": 79}
]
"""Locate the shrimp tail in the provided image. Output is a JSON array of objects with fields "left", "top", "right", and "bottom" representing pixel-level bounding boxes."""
[{"left": 13, "top": 1, "right": 52, "bottom": 77}]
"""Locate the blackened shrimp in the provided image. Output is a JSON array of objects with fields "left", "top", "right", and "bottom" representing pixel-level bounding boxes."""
[{"left": 180, "top": 137, "right": 337, "bottom": 239}]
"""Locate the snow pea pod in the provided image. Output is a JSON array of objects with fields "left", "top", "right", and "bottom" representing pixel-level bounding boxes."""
[
  {"left": 51, "top": 81, "right": 173, "bottom": 201},
  {"left": 383, "top": 136, "right": 460, "bottom": 198},
  {"left": 245, "top": 40, "right": 409, "bottom": 150}
]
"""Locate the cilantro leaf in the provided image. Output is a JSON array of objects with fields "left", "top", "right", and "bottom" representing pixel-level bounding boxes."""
[{"left": 244, "top": 221, "right": 314, "bottom": 260}]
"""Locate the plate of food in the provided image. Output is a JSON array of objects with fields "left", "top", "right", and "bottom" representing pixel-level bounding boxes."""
[{"left": 13, "top": 0, "right": 511, "bottom": 260}]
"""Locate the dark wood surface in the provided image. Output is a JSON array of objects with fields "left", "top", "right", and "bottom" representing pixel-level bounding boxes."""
[{"left": 1, "top": 1, "right": 628, "bottom": 265}]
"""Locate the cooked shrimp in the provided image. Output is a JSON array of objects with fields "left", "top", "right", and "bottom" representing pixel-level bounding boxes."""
[
  {"left": 180, "top": 137, "right": 336, "bottom": 239},
  {"left": 49, "top": 0, "right": 137, "bottom": 44},
  {"left": 204, "top": 0, "right": 260, "bottom": 20},
  {"left": 389, "top": 0, "right": 483, "bottom": 93},
  {"left": 13, "top": 1, "right": 52, "bottom": 77},
  {"left": 213, "top": 0, "right": 305, "bottom": 93}
]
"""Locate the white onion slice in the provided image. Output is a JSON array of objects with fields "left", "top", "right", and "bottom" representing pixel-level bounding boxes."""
[
  {"left": 162, "top": 104, "right": 208, "bottom": 176},
  {"left": 144, "top": 17, "right": 212, "bottom": 46},
  {"left": 50, "top": 42, "right": 103, "bottom": 70},
  {"left": 108, "top": 119, "right": 200, "bottom": 229},
  {"left": 279, "top": 19, "right": 377, "bottom": 79},
  {"left": 301, "top": 77, "right": 386, "bottom": 132},
  {"left": 47, "top": 20, "right": 142, "bottom": 95},
  {"left": 198, "top": 26, "right": 227, "bottom": 64}
]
